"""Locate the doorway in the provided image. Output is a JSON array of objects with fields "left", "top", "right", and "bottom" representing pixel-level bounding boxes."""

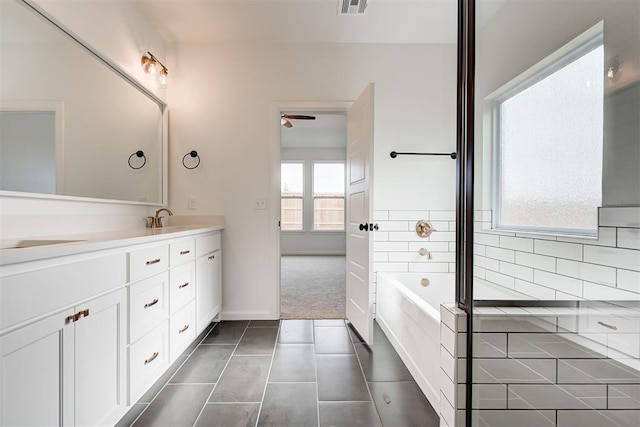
[{"left": 279, "top": 112, "right": 348, "bottom": 319}]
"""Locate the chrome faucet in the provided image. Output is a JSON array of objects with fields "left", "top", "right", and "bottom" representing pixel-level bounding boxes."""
[{"left": 148, "top": 208, "right": 173, "bottom": 228}]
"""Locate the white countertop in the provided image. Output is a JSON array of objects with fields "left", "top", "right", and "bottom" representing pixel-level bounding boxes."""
[{"left": 0, "top": 225, "right": 224, "bottom": 266}]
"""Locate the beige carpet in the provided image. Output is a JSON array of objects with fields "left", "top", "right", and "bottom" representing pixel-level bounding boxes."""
[{"left": 280, "top": 255, "right": 346, "bottom": 319}]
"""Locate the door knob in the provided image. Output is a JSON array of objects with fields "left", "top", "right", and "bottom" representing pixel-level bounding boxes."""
[{"left": 359, "top": 223, "right": 369, "bottom": 231}]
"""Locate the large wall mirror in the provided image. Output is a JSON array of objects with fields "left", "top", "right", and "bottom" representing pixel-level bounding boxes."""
[{"left": 0, "top": 0, "right": 166, "bottom": 204}]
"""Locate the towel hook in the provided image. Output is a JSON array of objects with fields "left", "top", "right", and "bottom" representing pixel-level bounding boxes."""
[
  {"left": 128, "top": 150, "right": 146, "bottom": 169},
  {"left": 182, "top": 150, "right": 200, "bottom": 169}
]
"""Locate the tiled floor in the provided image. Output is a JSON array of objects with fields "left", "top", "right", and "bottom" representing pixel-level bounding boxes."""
[{"left": 117, "top": 319, "right": 439, "bottom": 427}]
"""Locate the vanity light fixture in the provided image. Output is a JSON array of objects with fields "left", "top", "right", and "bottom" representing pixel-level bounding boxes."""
[{"left": 141, "top": 51, "right": 168, "bottom": 87}]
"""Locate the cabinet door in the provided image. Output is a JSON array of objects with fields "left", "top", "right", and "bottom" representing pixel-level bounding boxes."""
[
  {"left": 1, "top": 309, "right": 75, "bottom": 427},
  {"left": 195, "top": 250, "right": 221, "bottom": 334},
  {"left": 74, "top": 289, "right": 127, "bottom": 427}
]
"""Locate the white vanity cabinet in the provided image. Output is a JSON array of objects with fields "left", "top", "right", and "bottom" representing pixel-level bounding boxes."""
[
  {"left": 195, "top": 233, "right": 222, "bottom": 335},
  {"left": 0, "top": 226, "right": 223, "bottom": 426},
  {"left": 0, "top": 287, "right": 127, "bottom": 427}
]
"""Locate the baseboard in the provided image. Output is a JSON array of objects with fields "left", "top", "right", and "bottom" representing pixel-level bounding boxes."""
[
  {"left": 281, "top": 251, "right": 346, "bottom": 256},
  {"left": 221, "top": 310, "right": 278, "bottom": 321}
]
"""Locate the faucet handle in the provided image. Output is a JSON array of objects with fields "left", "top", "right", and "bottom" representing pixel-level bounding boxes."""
[
  {"left": 147, "top": 217, "right": 157, "bottom": 229},
  {"left": 157, "top": 216, "right": 164, "bottom": 227}
]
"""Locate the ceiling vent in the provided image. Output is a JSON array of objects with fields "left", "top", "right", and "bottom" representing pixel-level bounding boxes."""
[{"left": 338, "top": 0, "right": 368, "bottom": 15}]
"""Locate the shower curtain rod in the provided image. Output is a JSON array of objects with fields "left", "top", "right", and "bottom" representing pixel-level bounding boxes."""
[{"left": 389, "top": 151, "right": 457, "bottom": 159}]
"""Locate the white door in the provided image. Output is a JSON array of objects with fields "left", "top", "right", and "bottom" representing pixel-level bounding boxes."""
[{"left": 346, "top": 84, "right": 375, "bottom": 345}]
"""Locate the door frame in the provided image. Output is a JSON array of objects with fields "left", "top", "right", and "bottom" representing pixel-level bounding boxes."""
[{"left": 269, "top": 101, "right": 351, "bottom": 318}]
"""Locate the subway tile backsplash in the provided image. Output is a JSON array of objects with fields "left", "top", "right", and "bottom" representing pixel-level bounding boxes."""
[
  {"left": 474, "top": 207, "right": 640, "bottom": 302},
  {"left": 373, "top": 210, "right": 457, "bottom": 277}
]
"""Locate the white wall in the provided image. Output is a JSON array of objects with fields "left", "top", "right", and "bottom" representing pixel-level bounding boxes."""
[
  {"left": 281, "top": 146, "right": 346, "bottom": 255},
  {"left": 0, "top": 0, "right": 167, "bottom": 239},
  {"left": 167, "top": 42, "right": 457, "bottom": 319}
]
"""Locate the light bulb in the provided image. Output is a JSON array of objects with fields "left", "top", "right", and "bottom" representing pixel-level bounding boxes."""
[{"left": 158, "top": 68, "right": 168, "bottom": 87}]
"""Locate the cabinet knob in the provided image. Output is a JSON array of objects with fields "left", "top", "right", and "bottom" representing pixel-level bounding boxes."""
[
  {"left": 180, "top": 250, "right": 191, "bottom": 255},
  {"left": 179, "top": 282, "right": 190, "bottom": 289},
  {"left": 146, "top": 258, "right": 161, "bottom": 266},
  {"left": 179, "top": 324, "right": 190, "bottom": 334},
  {"left": 208, "top": 255, "right": 215, "bottom": 260}
]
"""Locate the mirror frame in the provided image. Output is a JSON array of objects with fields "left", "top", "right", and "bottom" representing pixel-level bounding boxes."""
[{"left": 0, "top": 0, "right": 168, "bottom": 207}]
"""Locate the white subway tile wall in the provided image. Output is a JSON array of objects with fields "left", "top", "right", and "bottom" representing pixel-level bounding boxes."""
[
  {"left": 474, "top": 207, "right": 640, "bottom": 301},
  {"left": 373, "top": 210, "right": 457, "bottom": 278}
]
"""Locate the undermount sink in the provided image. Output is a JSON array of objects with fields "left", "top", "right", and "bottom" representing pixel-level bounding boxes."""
[{"left": 0, "top": 239, "right": 86, "bottom": 250}]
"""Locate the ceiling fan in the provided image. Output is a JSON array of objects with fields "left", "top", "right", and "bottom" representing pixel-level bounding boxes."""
[{"left": 281, "top": 114, "right": 316, "bottom": 128}]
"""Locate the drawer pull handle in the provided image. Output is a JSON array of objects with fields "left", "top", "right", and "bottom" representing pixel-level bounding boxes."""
[
  {"left": 179, "top": 282, "right": 190, "bottom": 289},
  {"left": 208, "top": 255, "right": 215, "bottom": 260},
  {"left": 180, "top": 250, "right": 191, "bottom": 255},
  {"left": 65, "top": 309, "right": 90, "bottom": 324},
  {"left": 144, "top": 299, "right": 159, "bottom": 309},
  {"left": 146, "top": 258, "right": 161, "bottom": 265},
  {"left": 597, "top": 321, "right": 618, "bottom": 331},
  {"left": 179, "top": 324, "right": 190, "bottom": 334},
  {"left": 66, "top": 313, "right": 80, "bottom": 324},
  {"left": 144, "top": 352, "right": 159, "bottom": 365}
]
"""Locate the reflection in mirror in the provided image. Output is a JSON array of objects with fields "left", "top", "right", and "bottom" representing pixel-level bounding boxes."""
[{"left": 0, "top": 0, "right": 165, "bottom": 204}]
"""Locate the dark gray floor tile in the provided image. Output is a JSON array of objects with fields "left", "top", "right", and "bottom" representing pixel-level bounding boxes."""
[
  {"left": 269, "top": 344, "right": 316, "bottom": 382},
  {"left": 170, "top": 345, "right": 235, "bottom": 383},
  {"left": 609, "top": 384, "right": 640, "bottom": 409},
  {"left": 279, "top": 319, "right": 314, "bottom": 343},
  {"left": 249, "top": 320, "right": 280, "bottom": 327},
  {"left": 183, "top": 322, "right": 217, "bottom": 354},
  {"left": 202, "top": 321, "right": 249, "bottom": 345},
  {"left": 138, "top": 355, "right": 187, "bottom": 403},
  {"left": 315, "top": 319, "right": 346, "bottom": 327},
  {"left": 354, "top": 342, "right": 413, "bottom": 382},
  {"left": 474, "top": 409, "right": 555, "bottom": 427},
  {"left": 472, "top": 358, "right": 556, "bottom": 383},
  {"left": 195, "top": 403, "right": 260, "bottom": 427},
  {"left": 508, "top": 333, "right": 605, "bottom": 359},
  {"left": 508, "top": 384, "right": 607, "bottom": 409},
  {"left": 346, "top": 321, "right": 365, "bottom": 343},
  {"left": 557, "top": 410, "right": 640, "bottom": 427},
  {"left": 315, "top": 326, "right": 354, "bottom": 354},
  {"left": 236, "top": 326, "right": 279, "bottom": 355},
  {"left": 209, "top": 356, "right": 271, "bottom": 402},
  {"left": 316, "top": 354, "right": 370, "bottom": 401},
  {"left": 558, "top": 359, "right": 640, "bottom": 384},
  {"left": 115, "top": 403, "right": 147, "bottom": 427},
  {"left": 319, "top": 402, "right": 382, "bottom": 427},
  {"left": 132, "top": 384, "right": 213, "bottom": 427},
  {"left": 347, "top": 321, "right": 391, "bottom": 346},
  {"left": 369, "top": 381, "right": 439, "bottom": 427},
  {"left": 257, "top": 383, "right": 318, "bottom": 427}
]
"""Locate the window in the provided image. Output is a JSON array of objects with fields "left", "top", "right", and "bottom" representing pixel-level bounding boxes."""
[
  {"left": 313, "top": 163, "right": 345, "bottom": 231},
  {"left": 494, "top": 36, "right": 603, "bottom": 235},
  {"left": 281, "top": 162, "right": 303, "bottom": 231}
]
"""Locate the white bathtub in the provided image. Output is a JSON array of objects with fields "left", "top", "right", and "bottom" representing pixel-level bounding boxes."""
[
  {"left": 376, "top": 273, "right": 454, "bottom": 410},
  {"left": 376, "top": 273, "right": 529, "bottom": 410}
]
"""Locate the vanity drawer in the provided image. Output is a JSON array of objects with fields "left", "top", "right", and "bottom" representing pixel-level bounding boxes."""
[
  {"left": 586, "top": 313, "right": 640, "bottom": 358},
  {"left": 129, "top": 272, "right": 169, "bottom": 343},
  {"left": 129, "top": 245, "right": 169, "bottom": 282},
  {"left": 196, "top": 233, "right": 221, "bottom": 257},
  {"left": 169, "top": 262, "right": 195, "bottom": 315},
  {"left": 169, "top": 239, "right": 195, "bottom": 268},
  {"left": 169, "top": 301, "right": 196, "bottom": 363},
  {"left": 1, "top": 253, "right": 126, "bottom": 331},
  {"left": 129, "top": 320, "right": 169, "bottom": 404}
]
